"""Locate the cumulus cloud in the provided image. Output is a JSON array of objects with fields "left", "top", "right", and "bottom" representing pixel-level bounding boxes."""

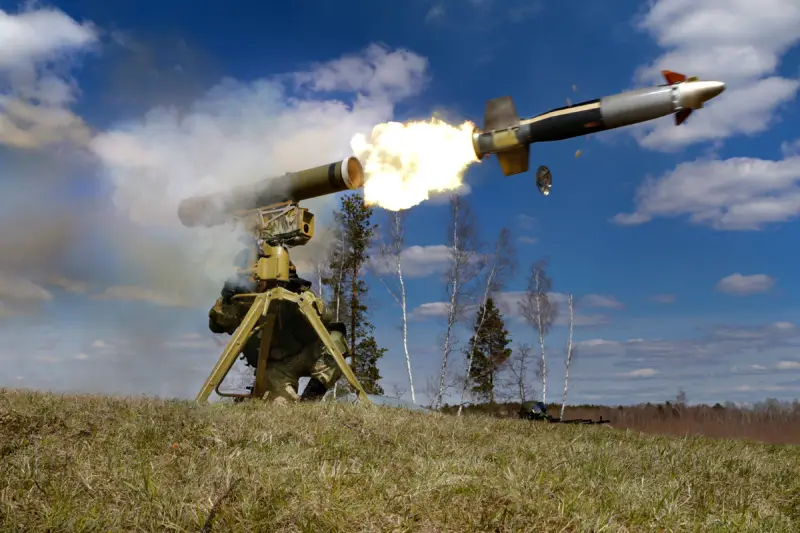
[
  {"left": 409, "top": 302, "right": 450, "bottom": 320},
  {"left": 0, "top": 6, "right": 97, "bottom": 148},
  {"left": 633, "top": 0, "right": 800, "bottom": 150},
  {"left": 715, "top": 273, "right": 775, "bottom": 295},
  {"left": 614, "top": 150, "right": 800, "bottom": 230},
  {"left": 776, "top": 360, "right": 800, "bottom": 370},
  {"left": 370, "top": 244, "right": 452, "bottom": 278}
]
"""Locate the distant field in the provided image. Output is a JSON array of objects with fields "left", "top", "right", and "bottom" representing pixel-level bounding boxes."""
[
  {"left": 1, "top": 388, "right": 798, "bottom": 532},
  {"left": 443, "top": 401, "right": 800, "bottom": 445}
]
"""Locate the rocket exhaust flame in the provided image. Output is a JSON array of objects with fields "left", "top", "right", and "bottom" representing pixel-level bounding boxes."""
[{"left": 351, "top": 118, "right": 480, "bottom": 211}]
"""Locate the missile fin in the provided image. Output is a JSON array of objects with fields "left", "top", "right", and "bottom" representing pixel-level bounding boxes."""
[
  {"left": 483, "top": 96, "right": 520, "bottom": 131},
  {"left": 496, "top": 145, "right": 530, "bottom": 176},
  {"left": 675, "top": 108, "right": 692, "bottom": 125},
  {"left": 662, "top": 70, "right": 687, "bottom": 85}
]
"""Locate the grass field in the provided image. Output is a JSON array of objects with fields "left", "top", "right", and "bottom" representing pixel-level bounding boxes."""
[
  {"left": 1, "top": 388, "right": 798, "bottom": 532},
  {"left": 444, "top": 401, "right": 800, "bottom": 445}
]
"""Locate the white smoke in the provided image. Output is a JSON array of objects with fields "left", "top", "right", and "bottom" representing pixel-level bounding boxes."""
[{"left": 91, "top": 44, "right": 429, "bottom": 286}]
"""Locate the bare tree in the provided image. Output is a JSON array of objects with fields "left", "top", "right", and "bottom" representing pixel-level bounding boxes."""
[
  {"left": 560, "top": 294, "right": 575, "bottom": 420},
  {"left": 457, "top": 227, "right": 516, "bottom": 416},
  {"left": 434, "top": 194, "right": 483, "bottom": 410},
  {"left": 390, "top": 383, "right": 408, "bottom": 400},
  {"left": 519, "top": 259, "right": 557, "bottom": 404},
  {"left": 316, "top": 262, "right": 326, "bottom": 300},
  {"left": 507, "top": 343, "right": 536, "bottom": 404},
  {"left": 376, "top": 210, "right": 416, "bottom": 403}
]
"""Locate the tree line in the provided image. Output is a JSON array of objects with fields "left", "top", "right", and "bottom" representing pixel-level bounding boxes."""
[{"left": 315, "top": 191, "right": 580, "bottom": 415}]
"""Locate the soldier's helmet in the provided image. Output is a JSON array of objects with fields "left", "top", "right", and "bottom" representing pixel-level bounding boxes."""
[{"left": 519, "top": 400, "right": 549, "bottom": 420}]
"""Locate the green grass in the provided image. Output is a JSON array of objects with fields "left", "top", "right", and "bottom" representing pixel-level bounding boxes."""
[{"left": 1, "top": 388, "right": 798, "bottom": 532}]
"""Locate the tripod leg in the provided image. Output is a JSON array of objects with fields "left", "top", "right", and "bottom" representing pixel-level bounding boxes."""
[
  {"left": 295, "top": 296, "right": 371, "bottom": 403},
  {"left": 252, "top": 310, "right": 276, "bottom": 399},
  {"left": 195, "top": 293, "right": 269, "bottom": 403}
]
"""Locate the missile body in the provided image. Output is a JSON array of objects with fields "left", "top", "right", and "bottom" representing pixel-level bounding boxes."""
[
  {"left": 177, "top": 156, "right": 364, "bottom": 227},
  {"left": 473, "top": 71, "right": 725, "bottom": 176}
]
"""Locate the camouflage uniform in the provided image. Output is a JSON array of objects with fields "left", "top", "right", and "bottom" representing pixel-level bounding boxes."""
[{"left": 208, "top": 261, "right": 347, "bottom": 403}]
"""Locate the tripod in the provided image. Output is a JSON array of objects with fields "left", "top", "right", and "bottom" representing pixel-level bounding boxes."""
[{"left": 194, "top": 205, "right": 370, "bottom": 404}]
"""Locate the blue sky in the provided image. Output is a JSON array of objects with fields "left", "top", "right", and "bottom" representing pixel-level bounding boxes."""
[{"left": 1, "top": 0, "right": 799, "bottom": 407}]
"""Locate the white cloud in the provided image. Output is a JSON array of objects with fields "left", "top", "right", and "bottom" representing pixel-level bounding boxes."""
[
  {"left": 731, "top": 364, "right": 767, "bottom": 373},
  {"left": 776, "top": 360, "right": 800, "bottom": 370},
  {"left": 614, "top": 151, "right": 800, "bottom": 230},
  {"left": 409, "top": 301, "right": 450, "bottom": 320},
  {"left": 409, "top": 290, "right": 618, "bottom": 326},
  {"left": 0, "top": 272, "right": 53, "bottom": 302},
  {"left": 74, "top": 353, "right": 89, "bottom": 360},
  {"left": 633, "top": 0, "right": 800, "bottom": 150},
  {"left": 292, "top": 43, "right": 428, "bottom": 101},
  {"left": 90, "top": 339, "right": 117, "bottom": 352},
  {"left": 517, "top": 236, "right": 538, "bottom": 245},
  {"left": 782, "top": 139, "right": 800, "bottom": 157},
  {"left": 581, "top": 294, "right": 624, "bottom": 309},
  {"left": 715, "top": 273, "right": 775, "bottom": 295},
  {"left": 575, "top": 321, "right": 800, "bottom": 363},
  {"left": 515, "top": 214, "right": 536, "bottom": 230},
  {"left": 371, "top": 244, "right": 451, "bottom": 278},
  {"left": 0, "top": 8, "right": 96, "bottom": 68},
  {"left": 425, "top": 5, "right": 445, "bottom": 23},
  {"left": 621, "top": 368, "right": 658, "bottom": 378},
  {"left": 0, "top": 7, "right": 97, "bottom": 148}
]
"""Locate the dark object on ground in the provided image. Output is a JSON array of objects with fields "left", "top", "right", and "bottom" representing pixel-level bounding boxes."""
[{"left": 519, "top": 401, "right": 610, "bottom": 425}]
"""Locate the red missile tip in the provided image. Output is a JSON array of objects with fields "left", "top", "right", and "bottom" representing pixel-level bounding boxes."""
[{"left": 662, "top": 70, "right": 687, "bottom": 85}]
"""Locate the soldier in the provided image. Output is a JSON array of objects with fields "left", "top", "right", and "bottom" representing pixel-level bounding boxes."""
[{"left": 208, "top": 258, "right": 349, "bottom": 404}]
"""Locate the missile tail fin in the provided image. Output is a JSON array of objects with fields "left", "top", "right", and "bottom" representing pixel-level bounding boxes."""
[
  {"left": 496, "top": 145, "right": 530, "bottom": 176},
  {"left": 483, "top": 96, "right": 520, "bottom": 131},
  {"left": 662, "top": 70, "right": 687, "bottom": 85},
  {"left": 675, "top": 108, "right": 692, "bottom": 125}
]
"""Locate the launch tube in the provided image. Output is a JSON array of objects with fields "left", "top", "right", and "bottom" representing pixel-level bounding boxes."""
[{"left": 177, "top": 156, "right": 364, "bottom": 227}]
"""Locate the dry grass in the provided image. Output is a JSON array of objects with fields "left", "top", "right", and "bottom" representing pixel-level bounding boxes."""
[
  {"left": 1, "top": 388, "right": 798, "bottom": 532},
  {"left": 446, "top": 402, "right": 800, "bottom": 445}
]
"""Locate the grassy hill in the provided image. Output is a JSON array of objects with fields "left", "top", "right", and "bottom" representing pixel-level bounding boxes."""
[{"left": 1, "top": 388, "right": 798, "bottom": 532}]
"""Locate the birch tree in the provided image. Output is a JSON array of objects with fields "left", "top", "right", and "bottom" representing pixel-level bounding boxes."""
[
  {"left": 519, "top": 259, "right": 557, "bottom": 404},
  {"left": 377, "top": 209, "right": 416, "bottom": 403},
  {"left": 457, "top": 227, "right": 516, "bottom": 416},
  {"left": 560, "top": 294, "right": 575, "bottom": 420},
  {"left": 434, "top": 194, "right": 482, "bottom": 410}
]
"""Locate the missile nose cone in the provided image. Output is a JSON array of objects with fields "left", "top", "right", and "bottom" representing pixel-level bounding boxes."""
[
  {"left": 701, "top": 81, "right": 726, "bottom": 102},
  {"left": 679, "top": 80, "right": 726, "bottom": 109}
]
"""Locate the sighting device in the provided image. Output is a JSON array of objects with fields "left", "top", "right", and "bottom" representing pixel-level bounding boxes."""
[{"left": 178, "top": 157, "right": 371, "bottom": 404}]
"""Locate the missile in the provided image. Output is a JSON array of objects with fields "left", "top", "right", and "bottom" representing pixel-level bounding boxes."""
[
  {"left": 472, "top": 70, "right": 726, "bottom": 177},
  {"left": 177, "top": 157, "right": 364, "bottom": 227}
]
